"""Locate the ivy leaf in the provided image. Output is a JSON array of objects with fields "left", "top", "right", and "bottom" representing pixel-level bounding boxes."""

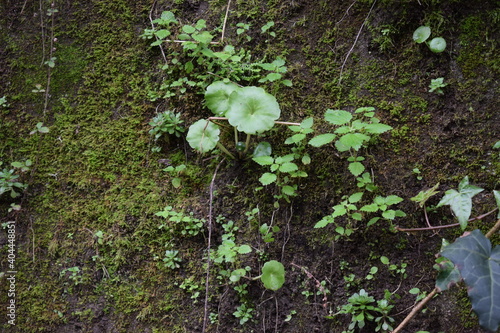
[
  {"left": 436, "top": 176, "right": 483, "bottom": 229},
  {"left": 440, "top": 230, "right": 500, "bottom": 332},
  {"left": 434, "top": 256, "right": 461, "bottom": 292}
]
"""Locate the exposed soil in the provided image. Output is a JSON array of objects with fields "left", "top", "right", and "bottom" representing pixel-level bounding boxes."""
[{"left": 1, "top": 0, "right": 499, "bottom": 333}]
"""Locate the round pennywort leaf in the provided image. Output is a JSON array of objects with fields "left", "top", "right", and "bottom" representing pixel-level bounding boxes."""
[
  {"left": 186, "top": 119, "right": 220, "bottom": 153},
  {"left": 205, "top": 81, "right": 239, "bottom": 116},
  {"left": 226, "top": 86, "right": 281, "bottom": 135},
  {"left": 428, "top": 37, "right": 447, "bottom": 53},
  {"left": 261, "top": 260, "right": 285, "bottom": 291},
  {"left": 413, "top": 26, "right": 431, "bottom": 43}
]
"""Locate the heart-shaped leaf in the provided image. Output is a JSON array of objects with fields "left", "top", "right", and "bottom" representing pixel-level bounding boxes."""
[
  {"left": 261, "top": 260, "right": 285, "bottom": 291},
  {"left": 186, "top": 119, "right": 220, "bottom": 153},
  {"left": 413, "top": 26, "right": 431, "bottom": 43},
  {"left": 205, "top": 81, "right": 239, "bottom": 116},
  {"left": 226, "top": 86, "right": 281, "bottom": 135},
  {"left": 441, "top": 230, "right": 500, "bottom": 332}
]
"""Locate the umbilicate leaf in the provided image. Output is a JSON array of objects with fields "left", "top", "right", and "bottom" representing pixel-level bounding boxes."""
[
  {"left": 226, "top": 86, "right": 281, "bottom": 135},
  {"left": 261, "top": 260, "right": 285, "bottom": 291},
  {"left": 186, "top": 119, "right": 220, "bottom": 153},
  {"left": 428, "top": 37, "right": 447, "bottom": 53},
  {"left": 205, "top": 81, "right": 239, "bottom": 116},
  {"left": 413, "top": 26, "right": 431, "bottom": 43},
  {"left": 441, "top": 230, "right": 500, "bottom": 332}
]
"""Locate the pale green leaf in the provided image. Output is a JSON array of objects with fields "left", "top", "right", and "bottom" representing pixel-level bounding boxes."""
[
  {"left": 308, "top": 133, "right": 336, "bottom": 147},
  {"left": 324, "top": 109, "right": 352, "bottom": 125},
  {"left": 348, "top": 162, "right": 365, "bottom": 177},
  {"left": 259, "top": 173, "right": 277, "bottom": 185}
]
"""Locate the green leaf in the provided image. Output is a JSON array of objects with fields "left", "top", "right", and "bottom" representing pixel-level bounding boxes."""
[
  {"left": 281, "top": 185, "right": 296, "bottom": 196},
  {"left": 441, "top": 230, "right": 500, "bottom": 331},
  {"left": 494, "top": 190, "right": 500, "bottom": 218},
  {"left": 278, "top": 162, "right": 298, "bottom": 173},
  {"left": 155, "top": 29, "right": 171, "bottom": 39},
  {"left": 348, "top": 192, "right": 364, "bottom": 203},
  {"left": 253, "top": 155, "right": 274, "bottom": 166},
  {"left": 308, "top": 133, "right": 336, "bottom": 147},
  {"left": 363, "top": 123, "right": 392, "bottom": 134},
  {"left": 360, "top": 203, "right": 379, "bottom": 212},
  {"left": 428, "top": 37, "right": 446, "bottom": 53},
  {"left": 226, "top": 86, "right": 281, "bottom": 135},
  {"left": 237, "top": 245, "right": 252, "bottom": 254},
  {"left": 259, "top": 173, "right": 277, "bottom": 185},
  {"left": 192, "top": 31, "right": 213, "bottom": 44},
  {"left": 437, "top": 177, "right": 483, "bottom": 229},
  {"left": 493, "top": 141, "right": 500, "bottom": 149},
  {"left": 186, "top": 119, "right": 220, "bottom": 153},
  {"left": 253, "top": 142, "right": 272, "bottom": 158},
  {"left": 413, "top": 26, "right": 431, "bottom": 43},
  {"left": 261, "top": 260, "right": 285, "bottom": 291},
  {"left": 338, "top": 133, "right": 370, "bottom": 151},
  {"left": 380, "top": 256, "right": 390, "bottom": 265},
  {"left": 411, "top": 183, "right": 440, "bottom": 208},
  {"left": 205, "top": 81, "right": 239, "bottom": 116},
  {"left": 348, "top": 162, "right": 365, "bottom": 177},
  {"left": 384, "top": 195, "right": 404, "bottom": 205},
  {"left": 324, "top": 109, "right": 352, "bottom": 125},
  {"left": 434, "top": 257, "right": 461, "bottom": 292}
]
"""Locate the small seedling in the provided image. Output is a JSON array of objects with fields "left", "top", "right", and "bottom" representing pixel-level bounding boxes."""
[
  {"left": 428, "top": 77, "right": 448, "bottom": 95},
  {"left": 413, "top": 26, "right": 446, "bottom": 53}
]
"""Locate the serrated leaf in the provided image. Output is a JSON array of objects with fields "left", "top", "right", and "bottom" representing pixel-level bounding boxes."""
[
  {"left": 364, "top": 123, "right": 393, "bottom": 134},
  {"left": 382, "top": 210, "right": 396, "bottom": 220},
  {"left": 237, "top": 244, "right": 252, "bottom": 254},
  {"left": 348, "top": 192, "right": 364, "bottom": 203},
  {"left": 314, "top": 218, "right": 330, "bottom": 228},
  {"left": 324, "top": 109, "right": 352, "bottom": 125},
  {"left": 385, "top": 195, "right": 404, "bottom": 205},
  {"left": 360, "top": 203, "right": 379, "bottom": 212},
  {"left": 348, "top": 162, "right": 365, "bottom": 177},
  {"left": 441, "top": 230, "right": 500, "bottom": 331},
  {"left": 279, "top": 162, "right": 298, "bottom": 173},
  {"left": 261, "top": 260, "right": 285, "bottom": 291},
  {"left": 309, "top": 133, "right": 336, "bottom": 147},
  {"left": 338, "top": 133, "right": 370, "bottom": 151},
  {"left": 281, "top": 185, "right": 296, "bottom": 196},
  {"left": 253, "top": 155, "right": 274, "bottom": 166},
  {"left": 259, "top": 172, "right": 277, "bottom": 185},
  {"left": 437, "top": 177, "right": 484, "bottom": 229}
]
